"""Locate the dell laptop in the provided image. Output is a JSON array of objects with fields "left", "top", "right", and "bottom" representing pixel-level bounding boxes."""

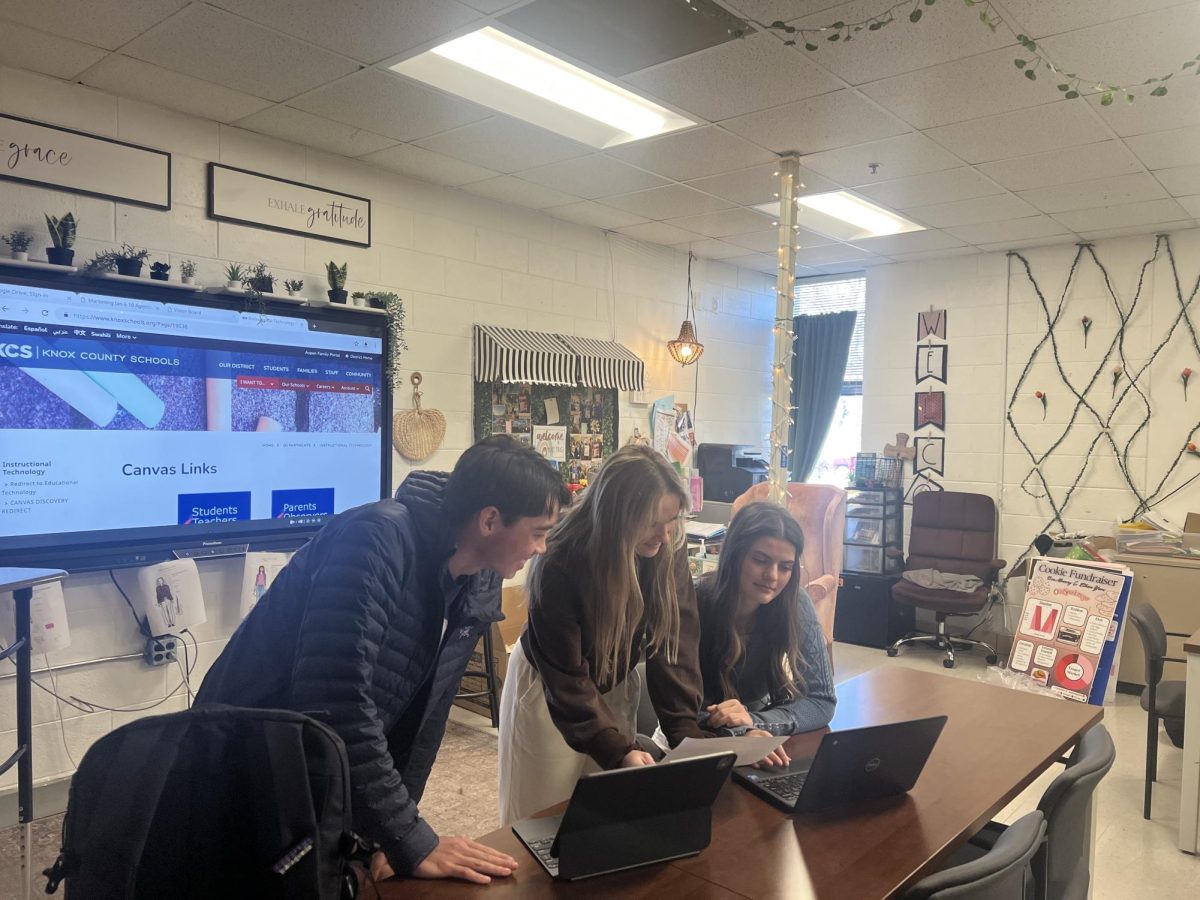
[
  {"left": 512, "top": 751, "right": 736, "bottom": 880},
  {"left": 733, "top": 716, "right": 947, "bottom": 814}
]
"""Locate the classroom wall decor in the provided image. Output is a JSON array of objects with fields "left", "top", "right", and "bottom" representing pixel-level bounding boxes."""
[{"left": 910, "top": 307, "right": 948, "bottom": 503}]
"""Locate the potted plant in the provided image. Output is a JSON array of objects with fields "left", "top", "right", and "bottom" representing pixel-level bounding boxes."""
[
  {"left": 224, "top": 263, "right": 245, "bottom": 290},
  {"left": 353, "top": 290, "right": 396, "bottom": 311},
  {"left": 243, "top": 261, "right": 274, "bottom": 295},
  {"left": 150, "top": 261, "right": 171, "bottom": 282},
  {"left": 180, "top": 259, "right": 197, "bottom": 285},
  {"left": 283, "top": 278, "right": 304, "bottom": 298},
  {"left": 2, "top": 230, "right": 32, "bottom": 261},
  {"left": 44, "top": 213, "right": 76, "bottom": 266},
  {"left": 115, "top": 243, "right": 149, "bottom": 277},
  {"left": 326, "top": 261, "right": 348, "bottom": 303}
]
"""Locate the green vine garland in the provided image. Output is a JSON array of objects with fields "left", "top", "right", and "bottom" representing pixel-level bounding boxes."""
[{"left": 683, "top": 0, "right": 1198, "bottom": 103}]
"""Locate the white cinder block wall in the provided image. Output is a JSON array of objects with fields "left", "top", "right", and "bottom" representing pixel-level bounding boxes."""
[
  {"left": 0, "top": 65, "right": 775, "bottom": 799},
  {"left": 862, "top": 227, "right": 1200, "bottom": 628}
]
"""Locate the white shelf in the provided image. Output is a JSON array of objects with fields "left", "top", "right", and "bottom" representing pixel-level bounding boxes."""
[
  {"left": 305, "top": 298, "right": 387, "bottom": 315},
  {"left": 203, "top": 287, "right": 307, "bottom": 305},
  {"left": 0, "top": 257, "right": 77, "bottom": 273},
  {"left": 85, "top": 270, "right": 202, "bottom": 291}
]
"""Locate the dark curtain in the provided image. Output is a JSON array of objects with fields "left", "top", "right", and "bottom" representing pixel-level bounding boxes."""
[{"left": 789, "top": 311, "right": 857, "bottom": 483}]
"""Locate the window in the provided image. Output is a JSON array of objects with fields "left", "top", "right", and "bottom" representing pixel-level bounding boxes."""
[{"left": 794, "top": 274, "right": 865, "bottom": 487}]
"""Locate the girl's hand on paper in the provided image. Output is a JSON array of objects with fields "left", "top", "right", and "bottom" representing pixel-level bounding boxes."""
[{"left": 746, "top": 729, "right": 790, "bottom": 768}]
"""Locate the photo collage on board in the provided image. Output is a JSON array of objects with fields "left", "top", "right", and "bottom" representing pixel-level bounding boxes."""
[{"left": 489, "top": 386, "right": 533, "bottom": 447}]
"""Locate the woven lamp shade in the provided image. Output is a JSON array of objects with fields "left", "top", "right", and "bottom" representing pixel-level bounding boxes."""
[{"left": 667, "top": 319, "right": 704, "bottom": 366}]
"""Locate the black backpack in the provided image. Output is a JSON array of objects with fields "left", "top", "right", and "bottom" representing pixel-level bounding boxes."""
[{"left": 46, "top": 705, "right": 362, "bottom": 899}]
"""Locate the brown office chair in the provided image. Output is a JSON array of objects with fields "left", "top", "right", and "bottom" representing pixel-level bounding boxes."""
[
  {"left": 1127, "top": 602, "right": 1187, "bottom": 820},
  {"left": 887, "top": 492, "right": 1005, "bottom": 669}
]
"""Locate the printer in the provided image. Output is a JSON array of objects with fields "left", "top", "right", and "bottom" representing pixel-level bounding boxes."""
[{"left": 695, "top": 443, "right": 769, "bottom": 503}]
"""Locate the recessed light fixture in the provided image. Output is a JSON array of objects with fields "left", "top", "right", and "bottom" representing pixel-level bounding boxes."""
[
  {"left": 391, "top": 27, "right": 696, "bottom": 148},
  {"left": 755, "top": 191, "right": 925, "bottom": 242}
]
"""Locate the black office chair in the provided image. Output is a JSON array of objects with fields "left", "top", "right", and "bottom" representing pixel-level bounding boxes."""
[
  {"left": 905, "top": 811, "right": 1045, "bottom": 899},
  {"left": 1128, "top": 603, "right": 1187, "bottom": 819},
  {"left": 966, "top": 724, "right": 1115, "bottom": 900}
]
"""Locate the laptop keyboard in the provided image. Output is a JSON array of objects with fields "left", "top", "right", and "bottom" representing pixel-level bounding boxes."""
[
  {"left": 527, "top": 837, "right": 559, "bottom": 875},
  {"left": 759, "top": 771, "right": 809, "bottom": 804}
]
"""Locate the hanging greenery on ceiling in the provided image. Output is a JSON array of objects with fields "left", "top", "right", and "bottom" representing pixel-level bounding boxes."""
[
  {"left": 682, "top": 0, "right": 1198, "bottom": 103},
  {"left": 1004, "top": 234, "right": 1200, "bottom": 572}
]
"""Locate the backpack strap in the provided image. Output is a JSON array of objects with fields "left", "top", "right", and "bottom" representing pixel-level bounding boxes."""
[
  {"left": 73, "top": 716, "right": 190, "bottom": 896},
  {"left": 247, "top": 719, "right": 322, "bottom": 884}
]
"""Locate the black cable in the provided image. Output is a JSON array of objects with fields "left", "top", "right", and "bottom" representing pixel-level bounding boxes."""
[{"left": 108, "top": 569, "right": 149, "bottom": 635}]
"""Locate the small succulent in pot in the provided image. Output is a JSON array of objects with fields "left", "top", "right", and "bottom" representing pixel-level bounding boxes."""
[
  {"left": 44, "top": 213, "right": 76, "bottom": 266},
  {"left": 2, "top": 230, "right": 32, "bottom": 260},
  {"left": 150, "top": 261, "right": 171, "bottom": 281},
  {"left": 224, "top": 263, "right": 245, "bottom": 290},
  {"left": 284, "top": 278, "right": 304, "bottom": 297},
  {"left": 180, "top": 259, "right": 197, "bottom": 284},
  {"left": 326, "top": 261, "right": 348, "bottom": 303},
  {"left": 242, "top": 261, "right": 274, "bottom": 294},
  {"left": 86, "top": 243, "right": 150, "bottom": 276}
]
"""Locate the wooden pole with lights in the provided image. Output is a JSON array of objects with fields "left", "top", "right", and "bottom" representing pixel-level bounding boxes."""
[{"left": 768, "top": 154, "right": 800, "bottom": 505}]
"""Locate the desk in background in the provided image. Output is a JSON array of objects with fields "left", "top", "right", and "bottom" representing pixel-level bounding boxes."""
[
  {"left": 387, "top": 667, "right": 1100, "bottom": 900},
  {"left": 1114, "top": 553, "right": 1200, "bottom": 691}
]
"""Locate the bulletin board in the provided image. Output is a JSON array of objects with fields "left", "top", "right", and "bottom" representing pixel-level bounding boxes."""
[{"left": 473, "top": 380, "right": 618, "bottom": 483}]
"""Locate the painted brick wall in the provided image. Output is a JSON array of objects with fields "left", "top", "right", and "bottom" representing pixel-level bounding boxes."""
[{"left": 0, "top": 65, "right": 775, "bottom": 795}]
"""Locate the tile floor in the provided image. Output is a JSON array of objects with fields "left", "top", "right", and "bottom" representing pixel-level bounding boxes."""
[{"left": 452, "top": 640, "right": 1200, "bottom": 896}]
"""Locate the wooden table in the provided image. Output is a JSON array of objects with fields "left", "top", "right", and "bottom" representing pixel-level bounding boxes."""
[
  {"left": 381, "top": 667, "right": 1101, "bottom": 899},
  {"left": 1180, "top": 627, "right": 1200, "bottom": 854}
]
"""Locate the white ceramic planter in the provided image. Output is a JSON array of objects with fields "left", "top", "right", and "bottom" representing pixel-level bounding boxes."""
[{"left": 11, "top": 251, "right": 28, "bottom": 261}]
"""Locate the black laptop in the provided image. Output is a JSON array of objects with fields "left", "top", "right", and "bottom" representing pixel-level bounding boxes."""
[
  {"left": 511, "top": 751, "right": 736, "bottom": 880},
  {"left": 733, "top": 716, "right": 947, "bottom": 814}
]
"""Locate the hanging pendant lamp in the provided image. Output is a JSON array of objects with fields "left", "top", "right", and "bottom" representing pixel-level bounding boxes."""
[{"left": 668, "top": 252, "right": 704, "bottom": 366}]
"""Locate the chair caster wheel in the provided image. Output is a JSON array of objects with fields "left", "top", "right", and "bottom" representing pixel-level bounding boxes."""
[
  {"left": 886, "top": 648, "right": 898, "bottom": 657},
  {"left": 943, "top": 659, "right": 955, "bottom": 669},
  {"left": 986, "top": 654, "right": 998, "bottom": 665}
]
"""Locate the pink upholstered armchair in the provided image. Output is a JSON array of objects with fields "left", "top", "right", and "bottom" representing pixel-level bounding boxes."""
[{"left": 731, "top": 482, "right": 847, "bottom": 649}]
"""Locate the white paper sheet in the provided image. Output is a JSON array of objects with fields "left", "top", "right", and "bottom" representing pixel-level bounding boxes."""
[
  {"left": 662, "top": 733, "right": 786, "bottom": 767},
  {"left": 240, "top": 551, "right": 291, "bottom": 617}
]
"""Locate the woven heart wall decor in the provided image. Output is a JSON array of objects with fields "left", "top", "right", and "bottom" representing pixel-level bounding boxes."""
[{"left": 393, "top": 372, "right": 446, "bottom": 462}]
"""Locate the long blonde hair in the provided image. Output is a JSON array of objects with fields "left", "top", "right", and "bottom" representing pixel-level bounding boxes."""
[{"left": 530, "top": 445, "right": 690, "bottom": 686}]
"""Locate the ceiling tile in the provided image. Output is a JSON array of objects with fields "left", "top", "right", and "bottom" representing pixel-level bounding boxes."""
[
  {"left": 721, "top": 0, "right": 846, "bottom": 22},
  {"left": 206, "top": 0, "right": 482, "bottom": 63},
  {"left": 0, "top": 0, "right": 188, "bottom": 51},
  {"left": 798, "top": 133, "right": 960, "bottom": 186},
  {"left": 945, "top": 216, "right": 1070, "bottom": 245},
  {"left": 663, "top": 208, "right": 775, "bottom": 238},
  {"left": 1125, "top": 126, "right": 1200, "bottom": 171},
  {"left": 0, "top": 21, "right": 108, "bottom": 79},
  {"left": 686, "top": 162, "right": 839, "bottom": 206},
  {"left": 728, "top": 227, "right": 836, "bottom": 252},
  {"left": 606, "top": 126, "right": 776, "bottom": 181},
  {"left": 856, "top": 168, "right": 1002, "bottom": 210},
  {"left": 623, "top": 32, "right": 841, "bottom": 122},
  {"left": 417, "top": 117, "right": 591, "bottom": 173},
  {"left": 359, "top": 143, "right": 499, "bottom": 186},
  {"left": 460, "top": 0, "right": 517, "bottom": 11},
  {"left": 234, "top": 106, "right": 396, "bottom": 157},
  {"left": 122, "top": 4, "right": 358, "bottom": 102},
  {"left": 545, "top": 201, "right": 650, "bottom": 230},
  {"left": 888, "top": 246, "right": 983, "bottom": 262},
  {"left": 999, "top": 0, "right": 1187, "bottom": 37},
  {"left": 599, "top": 184, "right": 734, "bottom": 219},
  {"left": 790, "top": 0, "right": 1008, "bottom": 84},
  {"left": 976, "top": 140, "right": 1143, "bottom": 192},
  {"left": 292, "top": 69, "right": 489, "bottom": 143},
  {"left": 1086, "top": 75, "right": 1200, "bottom": 137},
  {"left": 860, "top": 46, "right": 1067, "bottom": 130},
  {"left": 722, "top": 90, "right": 909, "bottom": 154},
  {"left": 1036, "top": 4, "right": 1199, "bottom": 87},
  {"left": 463, "top": 175, "right": 583, "bottom": 209},
  {"left": 976, "top": 235, "right": 1079, "bottom": 253},
  {"left": 1019, "top": 172, "right": 1169, "bottom": 214},
  {"left": 617, "top": 221, "right": 707, "bottom": 246},
  {"left": 1075, "top": 220, "right": 1197, "bottom": 242},
  {"left": 724, "top": 252, "right": 777, "bottom": 274},
  {"left": 517, "top": 155, "right": 669, "bottom": 199},
  {"left": 1178, "top": 195, "right": 1200, "bottom": 218},
  {"left": 1053, "top": 198, "right": 1191, "bottom": 232},
  {"left": 925, "top": 101, "right": 1109, "bottom": 163},
  {"left": 1152, "top": 165, "right": 1200, "bottom": 197},
  {"left": 906, "top": 194, "right": 1039, "bottom": 228},
  {"left": 676, "top": 238, "right": 751, "bottom": 260},
  {"left": 849, "top": 230, "right": 966, "bottom": 256},
  {"left": 82, "top": 55, "right": 273, "bottom": 123},
  {"left": 793, "top": 244, "right": 878, "bottom": 266}
]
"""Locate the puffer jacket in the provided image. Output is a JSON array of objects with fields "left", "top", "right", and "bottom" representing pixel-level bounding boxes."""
[{"left": 196, "top": 471, "right": 502, "bottom": 873}]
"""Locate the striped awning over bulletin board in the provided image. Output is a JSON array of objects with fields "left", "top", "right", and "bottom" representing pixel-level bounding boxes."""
[{"left": 473, "top": 324, "right": 645, "bottom": 391}]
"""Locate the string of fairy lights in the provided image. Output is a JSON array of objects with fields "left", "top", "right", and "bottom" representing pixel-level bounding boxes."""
[{"left": 767, "top": 155, "right": 801, "bottom": 504}]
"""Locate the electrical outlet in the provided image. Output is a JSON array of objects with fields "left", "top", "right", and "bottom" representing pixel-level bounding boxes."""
[{"left": 144, "top": 635, "right": 178, "bottom": 667}]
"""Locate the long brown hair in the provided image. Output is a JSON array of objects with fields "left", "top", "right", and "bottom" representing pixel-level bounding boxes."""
[
  {"left": 707, "top": 502, "right": 807, "bottom": 703},
  {"left": 529, "top": 445, "right": 689, "bottom": 685}
]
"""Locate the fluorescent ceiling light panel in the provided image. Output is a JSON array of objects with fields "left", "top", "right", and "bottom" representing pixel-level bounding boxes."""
[
  {"left": 755, "top": 191, "right": 925, "bottom": 242},
  {"left": 391, "top": 27, "right": 696, "bottom": 149}
]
